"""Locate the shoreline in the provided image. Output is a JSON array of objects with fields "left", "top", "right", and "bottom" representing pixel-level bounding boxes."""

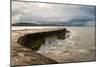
[
  {"left": 11, "top": 28, "right": 68, "bottom": 66},
  {"left": 11, "top": 27, "right": 96, "bottom": 66}
]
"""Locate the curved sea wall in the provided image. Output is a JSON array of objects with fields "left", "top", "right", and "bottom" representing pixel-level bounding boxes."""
[
  {"left": 17, "top": 28, "right": 69, "bottom": 50},
  {"left": 11, "top": 28, "right": 70, "bottom": 66}
]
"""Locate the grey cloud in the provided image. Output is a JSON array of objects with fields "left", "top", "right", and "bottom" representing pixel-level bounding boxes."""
[{"left": 12, "top": 1, "right": 96, "bottom": 26}]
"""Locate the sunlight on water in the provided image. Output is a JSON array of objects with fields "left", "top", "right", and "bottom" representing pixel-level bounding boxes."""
[{"left": 12, "top": 26, "right": 62, "bottom": 30}]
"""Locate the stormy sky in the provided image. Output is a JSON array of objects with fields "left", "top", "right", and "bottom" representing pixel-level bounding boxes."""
[{"left": 12, "top": 1, "right": 96, "bottom": 26}]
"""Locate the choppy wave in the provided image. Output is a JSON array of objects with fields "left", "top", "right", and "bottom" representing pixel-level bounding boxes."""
[
  {"left": 37, "top": 27, "right": 96, "bottom": 63},
  {"left": 12, "top": 26, "right": 96, "bottom": 63}
]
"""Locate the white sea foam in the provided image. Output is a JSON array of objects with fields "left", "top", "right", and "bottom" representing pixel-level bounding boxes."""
[
  {"left": 37, "top": 27, "right": 96, "bottom": 62},
  {"left": 12, "top": 26, "right": 96, "bottom": 62}
]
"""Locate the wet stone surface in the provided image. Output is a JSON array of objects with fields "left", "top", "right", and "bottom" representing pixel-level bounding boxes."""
[
  {"left": 11, "top": 27, "right": 96, "bottom": 66},
  {"left": 11, "top": 28, "right": 66, "bottom": 66}
]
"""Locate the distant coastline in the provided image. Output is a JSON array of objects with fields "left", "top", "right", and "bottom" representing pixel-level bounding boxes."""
[{"left": 12, "top": 22, "right": 95, "bottom": 27}]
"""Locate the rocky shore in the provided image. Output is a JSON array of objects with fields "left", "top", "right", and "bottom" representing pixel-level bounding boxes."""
[
  {"left": 11, "top": 44, "right": 57, "bottom": 66},
  {"left": 11, "top": 28, "right": 67, "bottom": 66},
  {"left": 11, "top": 27, "right": 96, "bottom": 66}
]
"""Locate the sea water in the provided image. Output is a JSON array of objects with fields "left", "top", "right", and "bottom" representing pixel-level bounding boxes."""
[{"left": 12, "top": 26, "right": 96, "bottom": 63}]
